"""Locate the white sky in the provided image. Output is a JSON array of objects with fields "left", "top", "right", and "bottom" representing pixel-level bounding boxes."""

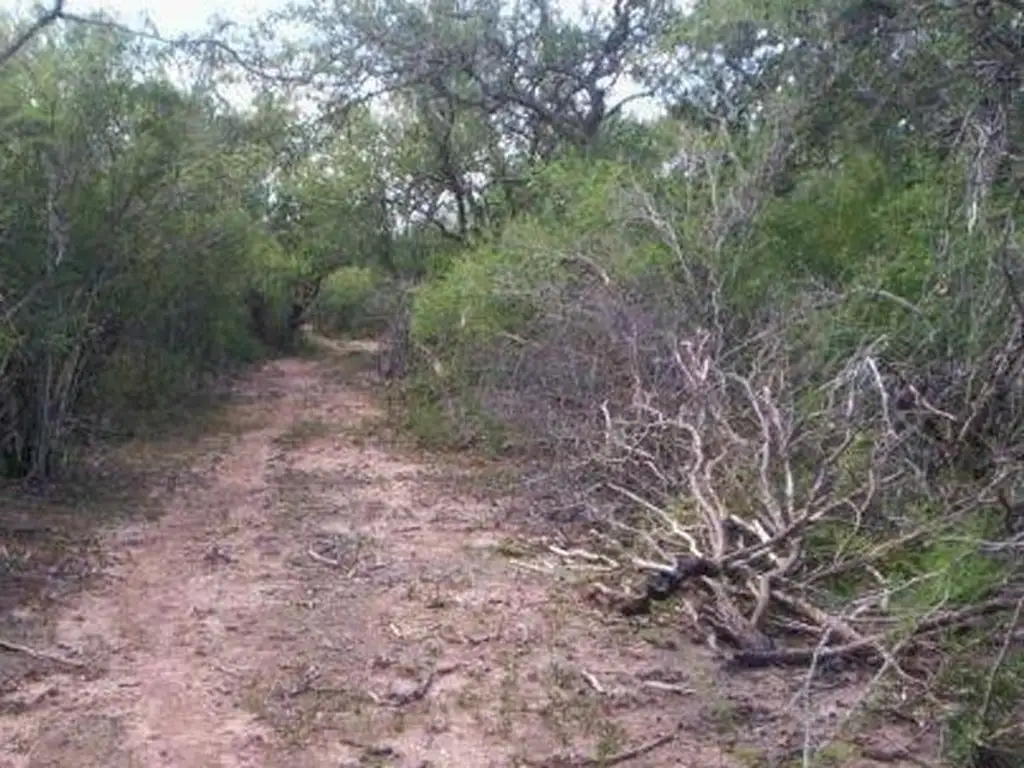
[
  {"left": 2, "top": 0, "right": 608, "bottom": 37},
  {"left": 0, "top": 0, "right": 662, "bottom": 119},
  {"left": 2, "top": 0, "right": 283, "bottom": 36}
]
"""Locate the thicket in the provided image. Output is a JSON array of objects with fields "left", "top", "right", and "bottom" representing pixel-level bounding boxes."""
[
  {"left": 0, "top": 13, "right": 390, "bottom": 476},
  {"left": 411, "top": 146, "right": 1024, "bottom": 763},
  {"left": 3, "top": 0, "right": 1024, "bottom": 763},
  {"left": 387, "top": 4, "right": 1024, "bottom": 764}
]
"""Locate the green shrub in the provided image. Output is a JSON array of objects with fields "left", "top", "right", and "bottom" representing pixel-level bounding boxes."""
[
  {"left": 395, "top": 136, "right": 1024, "bottom": 768},
  {"left": 308, "top": 266, "right": 393, "bottom": 337},
  {"left": 410, "top": 155, "right": 671, "bottom": 357},
  {"left": 0, "top": 28, "right": 311, "bottom": 476}
]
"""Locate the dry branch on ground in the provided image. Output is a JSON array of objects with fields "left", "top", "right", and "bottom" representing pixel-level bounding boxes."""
[{"left": 461, "top": 247, "right": 1024, "bottom": 712}]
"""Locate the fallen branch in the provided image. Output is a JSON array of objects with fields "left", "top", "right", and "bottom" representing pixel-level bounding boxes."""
[
  {"left": 308, "top": 547, "right": 343, "bottom": 568},
  {"left": 0, "top": 637, "right": 85, "bottom": 669},
  {"left": 527, "top": 730, "right": 677, "bottom": 767},
  {"left": 978, "top": 594, "right": 1024, "bottom": 727}
]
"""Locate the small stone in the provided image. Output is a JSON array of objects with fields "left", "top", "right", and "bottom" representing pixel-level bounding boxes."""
[{"left": 387, "top": 677, "right": 420, "bottom": 701}]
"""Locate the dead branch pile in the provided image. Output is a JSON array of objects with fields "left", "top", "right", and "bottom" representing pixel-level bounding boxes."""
[
  {"left": 599, "top": 315, "right": 1023, "bottom": 669},
  {"left": 460, "top": 255, "right": 1024, "bottom": 688}
]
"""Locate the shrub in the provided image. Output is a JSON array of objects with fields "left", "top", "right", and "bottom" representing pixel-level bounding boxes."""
[
  {"left": 308, "top": 266, "right": 395, "bottom": 337},
  {"left": 0, "top": 26, "right": 302, "bottom": 477},
  {"left": 401, "top": 142, "right": 1024, "bottom": 763}
]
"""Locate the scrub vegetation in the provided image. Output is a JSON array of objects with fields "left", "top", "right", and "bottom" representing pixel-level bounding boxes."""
[{"left": 1, "top": 1, "right": 1023, "bottom": 765}]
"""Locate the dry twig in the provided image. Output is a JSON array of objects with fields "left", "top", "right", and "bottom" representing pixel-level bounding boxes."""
[
  {"left": 527, "top": 730, "right": 678, "bottom": 767},
  {"left": 0, "top": 636, "right": 85, "bottom": 669}
]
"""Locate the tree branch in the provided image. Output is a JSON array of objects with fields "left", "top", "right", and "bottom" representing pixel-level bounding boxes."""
[
  {"left": 1, "top": 2, "right": 297, "bottom": 87},
  {"left": 0, "top": 0, "right": 65, "bottom": 67}
]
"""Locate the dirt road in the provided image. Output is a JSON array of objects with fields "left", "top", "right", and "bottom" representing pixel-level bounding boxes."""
[{"left": 0, "top": 344, "right": 915, "bottom": 767}]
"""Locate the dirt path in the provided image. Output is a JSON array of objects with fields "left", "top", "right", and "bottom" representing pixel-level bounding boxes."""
[{"left": 0, "top": 345, "right": 917, "bottom": 767}]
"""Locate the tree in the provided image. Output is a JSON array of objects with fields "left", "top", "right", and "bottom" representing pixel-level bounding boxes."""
[
  {"left": 252, "top": 0, "right": 678, "bottom": 244},
  {"left": 0, "top": 20, "right": 289, "bottom": 478}
]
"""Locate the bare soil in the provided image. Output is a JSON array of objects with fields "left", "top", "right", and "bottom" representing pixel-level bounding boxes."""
[{"left": 0, "top": 341, "right": 931, "bottom": 767}]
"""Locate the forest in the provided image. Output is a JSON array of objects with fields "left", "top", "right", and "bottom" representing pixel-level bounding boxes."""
[{"left": 2, "top": 0, "right": 1024, "bottom": 764}]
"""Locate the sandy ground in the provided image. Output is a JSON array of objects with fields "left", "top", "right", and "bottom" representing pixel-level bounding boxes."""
[{"left": 0, "top": 342, "right": 931, "bottom": 767}]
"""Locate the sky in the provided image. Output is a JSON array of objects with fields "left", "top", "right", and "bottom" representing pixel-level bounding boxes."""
[
  {"left": 0, "top": 0, "right": 662, "bottom": 119},
  {"left": 2, "top": 0, "right": 284, "bottom": 36},
  {"left": 3, "top": 0, "right": 604, "bottom": 37}
]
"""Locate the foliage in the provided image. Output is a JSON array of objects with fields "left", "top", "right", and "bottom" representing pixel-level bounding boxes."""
[
  {"left": 0, "top": 18, "right": 336, "bottom": 475},
  {"left": 307, "top": 266, "right": 394, "bottom": 336},
  {"left": 4, "top": 0, "right": 1024, "bottom": 762}
]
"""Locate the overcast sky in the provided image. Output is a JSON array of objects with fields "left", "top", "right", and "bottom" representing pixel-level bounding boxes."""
[
  {"left": 2, "top": 0, "right": 283, "bottom": 36},
  {"left": 1, "top": 0, "right": 661, "bottom": 119},
  {"left": 2, "top": 0, "right": 608, "bottom": 36}
]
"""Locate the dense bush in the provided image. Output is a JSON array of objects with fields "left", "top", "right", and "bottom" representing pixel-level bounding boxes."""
[
  {"left": 0, "top": 24, "right": 319, "bottom": 476},
  {"left": 403, "top": 140, "right": 1024, "bottom": 761},
  {"left": 307, "top": 267, "right": 397, "bottom": 337}
]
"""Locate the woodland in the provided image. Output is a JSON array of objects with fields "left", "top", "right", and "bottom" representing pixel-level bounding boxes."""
[{"left": 1, "top": 0, "right": 1024, "bottom": 764}]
